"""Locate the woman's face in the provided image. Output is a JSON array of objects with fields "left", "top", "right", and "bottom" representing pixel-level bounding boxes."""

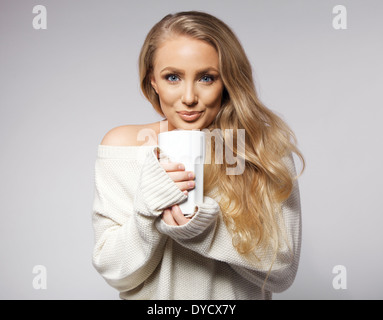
[{"left": 151, "top": 36, "right": 224, "bottom": 131}]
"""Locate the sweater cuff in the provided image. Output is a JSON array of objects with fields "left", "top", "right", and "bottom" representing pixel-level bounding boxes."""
[
  {"left": 134, "top": 147, "right": 188, "bottom": 217},
  {"left": 155, "top": 196, "right": 220, "bottom": 240}
]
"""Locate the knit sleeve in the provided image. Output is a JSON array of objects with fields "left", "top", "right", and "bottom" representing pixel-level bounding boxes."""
[
  {"left": 156, "top": 153, "right": 302, "bottom": 293},
  {"left": 92, "top": 146, "right": 187, "bottom": 292}
]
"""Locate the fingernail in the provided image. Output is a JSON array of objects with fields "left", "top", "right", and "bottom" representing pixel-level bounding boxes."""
[
  {"left": 178, "top": 165, "right": 185, "bottom": 170},
  {"left": 188, "top": 181, "right": 195, "bottom": 187},
  {"left": 188, "top": 172, "right": 194, "bottom": 179}
]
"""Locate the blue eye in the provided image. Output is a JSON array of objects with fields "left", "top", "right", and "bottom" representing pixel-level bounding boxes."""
[
  {"left": 166, "top": 74, "right": 180, "bottom": 82},
  {"left": 200, "top": 75, "right": 214, "bottom": 83}
]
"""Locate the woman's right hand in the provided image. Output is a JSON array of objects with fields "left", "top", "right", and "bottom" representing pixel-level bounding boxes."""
[{"left": 159, "top": 161, "right": 195, "bottom": 196}]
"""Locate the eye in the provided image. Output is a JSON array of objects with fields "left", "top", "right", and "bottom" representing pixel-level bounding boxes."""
[
  {"left": 166, "top": 74, "right": 180, "bottom": 82},
  {"left": 200, "top": 75, "right": 215, "bottom": 83}
]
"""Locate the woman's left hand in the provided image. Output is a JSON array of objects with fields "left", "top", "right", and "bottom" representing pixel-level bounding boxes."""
[{"left": 162, "top": 204, "right": 190, "bottom": 226}]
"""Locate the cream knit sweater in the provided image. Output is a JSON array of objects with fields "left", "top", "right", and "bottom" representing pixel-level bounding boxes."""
[{"left": 92, "top": 144, "right": 302, "bottom": 300}]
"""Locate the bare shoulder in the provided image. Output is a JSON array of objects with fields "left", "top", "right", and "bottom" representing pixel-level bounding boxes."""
[{"left": 100, "top": 122, "right": 160, "bottom": 146}]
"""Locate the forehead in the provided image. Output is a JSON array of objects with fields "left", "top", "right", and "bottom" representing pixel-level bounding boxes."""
[{"left": 153, "top": 36, "right": 219, "bottom": 70}]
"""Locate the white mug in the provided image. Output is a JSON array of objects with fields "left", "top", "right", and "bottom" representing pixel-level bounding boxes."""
[{"left": 158, "top": 129, "right": 206, "bottom": 216}]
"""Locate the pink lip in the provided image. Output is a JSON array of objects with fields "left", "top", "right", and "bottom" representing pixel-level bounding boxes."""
[{"left": 177, "top": 111, "right": 203, "bottom": 121}]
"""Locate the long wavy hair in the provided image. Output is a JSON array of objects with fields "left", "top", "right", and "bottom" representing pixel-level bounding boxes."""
[{"left": 139, "top": 11, "right": 305, "bottom": 258}]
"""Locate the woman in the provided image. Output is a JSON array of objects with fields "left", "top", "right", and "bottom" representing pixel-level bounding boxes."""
[{"left": 92, "top": 11, "right": 305, "bottom": 300}]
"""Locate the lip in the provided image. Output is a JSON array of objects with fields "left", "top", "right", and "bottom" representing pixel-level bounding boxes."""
[{"left": 177, "top": 111, "right": 203, "bottom": 122}]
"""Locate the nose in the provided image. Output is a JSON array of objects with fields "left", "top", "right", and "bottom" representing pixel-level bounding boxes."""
[{"left": 181, "top": 82, "right": 198, "bottom": 106}]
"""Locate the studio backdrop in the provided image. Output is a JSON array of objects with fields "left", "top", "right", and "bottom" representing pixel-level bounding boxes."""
[{"left": 0, "top": 0, "right": 382, "bottom": 299}]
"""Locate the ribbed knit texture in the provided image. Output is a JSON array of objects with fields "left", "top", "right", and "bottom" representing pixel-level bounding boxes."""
[{"left": 92, "top": 145, "right": 302, "bottom": 300}]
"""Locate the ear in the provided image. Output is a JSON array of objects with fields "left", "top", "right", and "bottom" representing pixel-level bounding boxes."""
[{"left": 150, "top": 76, "right": 159, "bottom": 94}]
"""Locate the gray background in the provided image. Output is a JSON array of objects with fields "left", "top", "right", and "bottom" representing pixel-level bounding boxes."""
[{"left": 1, "top": 0, "right": 382, "bottom": 300}]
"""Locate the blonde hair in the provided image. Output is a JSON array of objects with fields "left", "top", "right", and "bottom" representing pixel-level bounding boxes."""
[{"left": 139, "top": 12, "right": 305, "bottom": 259}]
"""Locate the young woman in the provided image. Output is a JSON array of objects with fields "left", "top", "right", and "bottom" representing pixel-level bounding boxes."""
[{"left": 92, "top": 11, "right": 305, "bottom": 300}]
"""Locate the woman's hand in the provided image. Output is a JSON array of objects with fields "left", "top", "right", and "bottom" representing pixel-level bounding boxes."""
[
  {"left": 158, "top": 159, "right": 195, "bottom": 196},
  {"left": 162, "top": 204, "right": 190, "bottom": 226},
  {"left": 158, "top": 159, "right": 195, "bottom": 226}
]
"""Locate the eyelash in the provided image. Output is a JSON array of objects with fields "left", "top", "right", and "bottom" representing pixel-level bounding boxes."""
[
  {"left": 166, "top": 74, "right": 180, "bottom": 82},
  {"left": 164, "top": 74, "right": 216, "bottom": 84},
  {"left": 200, "top": 75, "right": 215, "bottom": 83}
]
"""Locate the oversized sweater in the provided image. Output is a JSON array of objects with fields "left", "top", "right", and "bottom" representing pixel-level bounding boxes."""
[{"left": 92, "top": 144, "right": 302, "bottom": 300}]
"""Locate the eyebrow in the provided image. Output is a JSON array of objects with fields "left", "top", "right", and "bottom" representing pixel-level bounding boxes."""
[{"left": 160, "top": 66, "right": 220, "bottom": 75}]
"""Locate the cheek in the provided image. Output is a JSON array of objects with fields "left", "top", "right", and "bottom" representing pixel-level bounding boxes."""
[
  {"left": 200, "top": 86, "right": 223, "bottom": 107},
  {"left": 156, "top": 85, "right": 180, "bottom": 106}
]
